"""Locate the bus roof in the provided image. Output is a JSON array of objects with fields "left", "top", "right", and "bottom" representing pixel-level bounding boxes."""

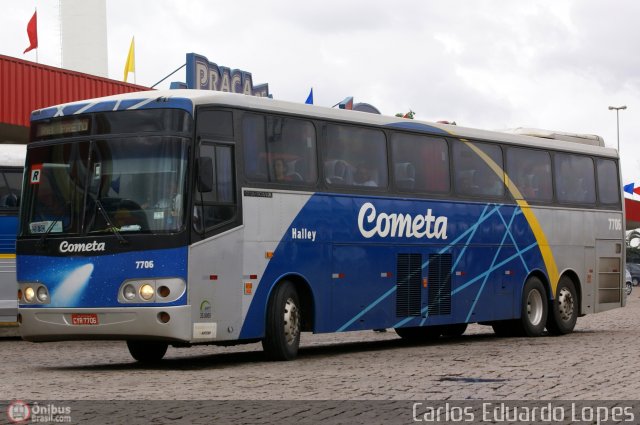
[
  {"left": 31, "top": 90, "right": 617, "bottom": 159},
  {"left": 0, "top": 144, "right": 26, "bottom": 167}
]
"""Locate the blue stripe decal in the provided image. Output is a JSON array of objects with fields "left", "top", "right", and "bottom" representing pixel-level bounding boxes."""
[
  {"left": 465, "top": 206, "right": 519, "bottom": 322},
  {"left": 240, "top": 193, "right": 547, "bottom": 339},
  {"left": 496, "top": 208, "right": 530, "bottom": 275},
  {"left": 452, "top": 242, "right": 538, "bottom": 296},
  {"left": 340, "top": 203, "right": 505, "bottom": 331}
]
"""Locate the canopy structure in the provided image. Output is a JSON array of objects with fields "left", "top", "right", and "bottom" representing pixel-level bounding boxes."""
[{"left": 626, "top": 198, "right": 640, "bottom": 230}]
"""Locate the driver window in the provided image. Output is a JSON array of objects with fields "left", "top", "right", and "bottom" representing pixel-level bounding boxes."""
[{"left": 193, "top": 142, "right": 237, "bottom": 233}]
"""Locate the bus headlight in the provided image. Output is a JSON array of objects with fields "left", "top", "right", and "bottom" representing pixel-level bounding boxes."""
[
  {"left": 36, "top": 286, "right": 49, "bottom": 303},
  {"left": 123, "top": 284, "right": 136, "bottom": 300},
  {"left": 139, "top": 284, "right": 155, "bottom": 300},
  {"left": 118, "top": 278, "right": 185, "bottom": 304},
  {"left": 24, "top": 287, "right": 35, "bottom": 303}
]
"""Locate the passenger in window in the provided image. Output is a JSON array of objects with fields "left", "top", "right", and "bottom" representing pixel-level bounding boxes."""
[
  {"left": 274, "top": 158, "right": 292, "bottom": 182},
  {"left": 354, "top": 162, "right": 377, "bottom": 187},
  {"left": 476, "top": 169, "right": 502, "bottom": 196}
]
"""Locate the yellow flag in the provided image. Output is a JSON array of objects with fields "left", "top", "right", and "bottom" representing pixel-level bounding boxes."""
[{"left": 123, "top": 37, "right": 135, "bottom": 82}]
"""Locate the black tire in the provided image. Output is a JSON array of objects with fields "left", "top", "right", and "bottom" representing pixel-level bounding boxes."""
[
  {"left": 626, "top": 282, "right": 633, "bottom": 296},
  {"left": 262, "top": 281, "right": 301, "bottom": 361},
  {"left": 441, "top": 323, "right": 468, "bottom": 337},
  {"left": 516, "top": 276, "right": 548, "bottom": 337},
  {"left": 126, "top": 340, "right": 168, "bottom": 363},
  {"left": 395, "top": 326, "right": 442, "bottom": 341},
  {"left": 546, "top": 276, "right": 578, "bottom": 335},
  {"left": 491, "top": 320, "right": 518, "bottom": 337}
]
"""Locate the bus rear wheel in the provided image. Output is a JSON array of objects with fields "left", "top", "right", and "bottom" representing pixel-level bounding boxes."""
[
  {"left": 126, "top": 340, "right": 168, "bottom": 363},
  {"left": 546, "top": 276, "right": 578, "bottom": 335},
  {"left": 516, "top": 276, "right": 548, "bottom": 337},
  {"left": 262, "top": 281, "right": 301, "bottom": 361}
]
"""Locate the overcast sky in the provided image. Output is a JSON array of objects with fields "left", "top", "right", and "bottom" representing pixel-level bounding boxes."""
[{"left": 3, "top": 0, "right": 640, "bottom": 192}]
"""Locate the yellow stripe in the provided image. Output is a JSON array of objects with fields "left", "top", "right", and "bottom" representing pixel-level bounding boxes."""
[
  {"left": 462, "top": 140, "right": 560, "bottom": 295},
  {"left": 0, "top": 253, "right": 16, "bottom": 259}
]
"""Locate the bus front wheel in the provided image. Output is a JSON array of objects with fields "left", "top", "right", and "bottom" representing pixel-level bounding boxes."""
[
  {"left": 126, "top": 340, "right": 168, "bottom": 363},
  {"left": 546, "top": 276, "right": 578, "bottom": 335},
  {"left": 262, "top": 281, "right": 301, "bottom": 361},
  {"left": 517, "top": 276, "right": 548, "bottom": 337}
]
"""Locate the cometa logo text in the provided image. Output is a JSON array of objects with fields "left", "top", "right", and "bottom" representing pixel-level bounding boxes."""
[
  {"left": 59, "top": 240, "right": 106, "bottom": 253},
  {"left": 357, "top": 202, "right": 448, "bottom": 240}
]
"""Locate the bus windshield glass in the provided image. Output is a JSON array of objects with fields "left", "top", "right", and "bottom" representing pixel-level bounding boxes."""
[{"left": 21, "top": 136, "right": 189, "bottom": 236}]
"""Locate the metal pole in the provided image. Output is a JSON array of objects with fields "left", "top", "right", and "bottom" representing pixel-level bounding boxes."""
[
  {"left": 616, "top": 109, "right": 620, "bottom": 152},
  {"left": 608, "top": 105, "right": 627, "bottom": 152}
]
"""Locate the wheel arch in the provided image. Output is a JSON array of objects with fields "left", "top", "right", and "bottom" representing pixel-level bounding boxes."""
[
  {"left": 265, "top": 273, "right": 315, "bottom": 332},
  {"left": 526, "top": 269, "right": 552, "bottom": 301},
  {"left": 557, "top": 269, "right": 582, "bottom": 312}
]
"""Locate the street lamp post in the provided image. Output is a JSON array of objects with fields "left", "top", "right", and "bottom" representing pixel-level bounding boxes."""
[{"left": 608, "top": 105, "right": 627, "bottom": 151}]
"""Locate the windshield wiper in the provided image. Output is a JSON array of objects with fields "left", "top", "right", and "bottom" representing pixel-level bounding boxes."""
[
  {"left": 37, "top": 203, "right": 70, "bottom": 250},
  {"left": 93, "top": 198, "right": 129, "bottom": 245}
]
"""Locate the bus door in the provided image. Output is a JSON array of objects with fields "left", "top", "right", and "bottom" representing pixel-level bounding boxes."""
[{"left": 189, "top": 109, "right": 242, "bottom": 339}]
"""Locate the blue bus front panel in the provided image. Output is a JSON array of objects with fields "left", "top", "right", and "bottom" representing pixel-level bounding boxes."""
[{"left": 17, "top": 246, "right": 191, "bottom": 342}]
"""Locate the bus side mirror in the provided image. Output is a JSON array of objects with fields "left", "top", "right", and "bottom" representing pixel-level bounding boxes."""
[{"left": 197, "top": 157, "right": 214, "bottom": 193}]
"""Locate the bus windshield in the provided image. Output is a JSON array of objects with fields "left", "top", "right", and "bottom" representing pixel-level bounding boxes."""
[{"left": 21, "top": 136, "right": 189, "bottom": 236}]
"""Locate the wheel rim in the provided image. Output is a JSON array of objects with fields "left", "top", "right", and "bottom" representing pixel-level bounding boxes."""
[
  {"left": 557, "top": 287, "right": 575, "bottom": 322},
  {"left": 283, "top": 297, "right": 300, "bottom": 345},
  {"left": 527, "top": 289, "right": 544, "bottom": 326}
]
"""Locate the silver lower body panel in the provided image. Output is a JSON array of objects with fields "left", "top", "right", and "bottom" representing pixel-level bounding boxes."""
[{"left": 19, "top": 305, "right": 192, "bottom": 343}]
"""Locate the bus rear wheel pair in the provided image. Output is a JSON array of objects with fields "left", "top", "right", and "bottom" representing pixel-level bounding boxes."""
[{"left": 492, "top": 276, "right": 578, "bottom": 337}]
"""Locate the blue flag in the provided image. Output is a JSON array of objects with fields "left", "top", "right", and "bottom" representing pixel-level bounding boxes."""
[
  {"left": 624, "top": 182, "right": 635, "bottom": 195},
  {"left": 305, "top": 88, "right": 313, "bottom": 105}
]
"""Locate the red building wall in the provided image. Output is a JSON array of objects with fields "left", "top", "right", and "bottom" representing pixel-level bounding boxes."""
[{"left": 0, "top": 54, "right": 150, "bottom": 128}]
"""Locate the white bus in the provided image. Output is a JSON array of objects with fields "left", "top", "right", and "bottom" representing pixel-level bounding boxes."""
[
  {"left": 17, "top": 90, "right": 624, "bottom": 362},
  {"left": 1, "top": 144, "right": 25, "bottom": 323}
]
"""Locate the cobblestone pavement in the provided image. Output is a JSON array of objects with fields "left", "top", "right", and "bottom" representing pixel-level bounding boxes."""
[{"left": 1, "top": 294, "right": 639, "bottom": 402}]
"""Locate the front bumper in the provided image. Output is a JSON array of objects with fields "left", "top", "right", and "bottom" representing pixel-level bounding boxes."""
[{"left": 19, "top": 305, "right": 192, "bottom": 343}]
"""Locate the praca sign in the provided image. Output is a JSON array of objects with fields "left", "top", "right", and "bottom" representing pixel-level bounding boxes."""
[{"left": 184, "top": 53, "right": 270, "bottom": 97}]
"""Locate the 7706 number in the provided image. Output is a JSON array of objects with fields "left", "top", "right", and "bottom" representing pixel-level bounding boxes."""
[{"left": 135, "top": 261, "right": 154, "bottom": 269}]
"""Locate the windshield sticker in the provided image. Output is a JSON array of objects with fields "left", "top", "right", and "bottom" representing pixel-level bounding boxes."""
[
  {"left": 30, "top": 221, "right": 62, "bottom": 234},
  {"left": 30, "top": 164, "right": 42, "bottom": 184}
]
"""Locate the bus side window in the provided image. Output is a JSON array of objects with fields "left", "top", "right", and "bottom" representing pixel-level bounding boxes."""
[
  {"left": 0, "top": 169, "right": 22, "bottom": 209},
  {"left": 194, "top": 142, "right": 237, "bottom": 232},
  {"left": 391, "top": 132, "right": 450, "bottom": 194},
  {"left": 554, "top": 153, "right": 595, "bottom": 205}
]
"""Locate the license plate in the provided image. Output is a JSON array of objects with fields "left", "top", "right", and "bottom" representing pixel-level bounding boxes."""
[{"left": 71, "top": 314, "right": 99, "bottom": 325}]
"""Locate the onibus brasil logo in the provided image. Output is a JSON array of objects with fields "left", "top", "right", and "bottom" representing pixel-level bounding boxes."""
[
  {"left": 7, "top": 400, "right": 30, "bottom": 423},
  {"left": 7, "top": 400, "right": 72, "bottom": 423}
]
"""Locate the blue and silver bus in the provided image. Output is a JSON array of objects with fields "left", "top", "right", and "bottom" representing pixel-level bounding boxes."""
[
  {"left": 1, "top": 144, "right": 26, "bottom": 324},
  {"left": 17, "top": 90, "right": 624, "bottom": 362}
]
